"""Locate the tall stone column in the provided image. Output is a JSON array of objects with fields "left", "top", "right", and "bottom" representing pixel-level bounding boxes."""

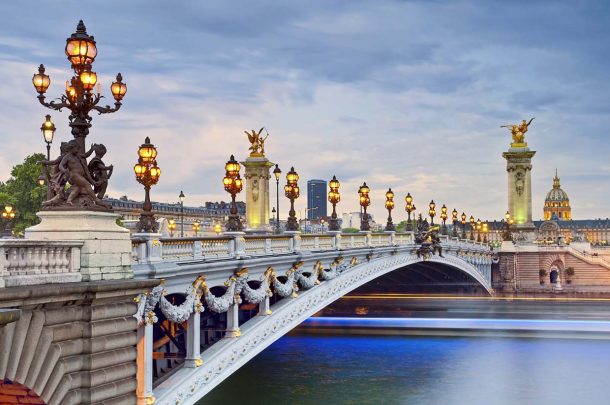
[
  {"left": 503, "top": 144, "right": 536, "bottom": 232},
  {"left": 242, "top": 156, "right": 274, "bottom": 233}
]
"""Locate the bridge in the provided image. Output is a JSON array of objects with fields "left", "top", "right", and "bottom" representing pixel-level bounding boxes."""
[
  {"left": 0, "top": 230, "right": 491, "bottom": 405},
  {"left": 131, "top": 231, "right": 492, "bottom": 404}
]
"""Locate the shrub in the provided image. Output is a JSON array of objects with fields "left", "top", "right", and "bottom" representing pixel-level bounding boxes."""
[
  {"left": 565, "top": 267, "right": 575, "bottom": 277},
  {"left": 539, "top": 269, "right": 547, "bottom": 277}
]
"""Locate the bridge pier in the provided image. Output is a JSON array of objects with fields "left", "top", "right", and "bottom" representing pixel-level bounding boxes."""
[{"left": 185, "top": 307, "right": 202, "bottom": 367}]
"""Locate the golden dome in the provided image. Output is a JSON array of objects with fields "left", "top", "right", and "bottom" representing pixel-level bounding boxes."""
[{"left": 543, "top": 170, "right": 571, "bottom": 220}]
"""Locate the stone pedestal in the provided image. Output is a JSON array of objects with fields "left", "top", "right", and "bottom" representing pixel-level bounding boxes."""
[
  {"left": 242, "top": 156, "right": 274, "bottom": 233},
  {"left": 503, "top": 146, "right": 536, "bottom": 231},
  {"left": 25, "top": 211, "right": 133, "bottom": 281}
]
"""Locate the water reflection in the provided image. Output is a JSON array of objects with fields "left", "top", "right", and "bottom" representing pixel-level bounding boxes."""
[{"left": 203, "top": 334, "right": 610, "bottom": 405}]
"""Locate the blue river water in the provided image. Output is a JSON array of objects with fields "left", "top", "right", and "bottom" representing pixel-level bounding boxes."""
[{"left": 202, "top": 332, "right": 610, "bottom": 405}]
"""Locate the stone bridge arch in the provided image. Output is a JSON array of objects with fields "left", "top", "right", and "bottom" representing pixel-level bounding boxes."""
[{"left": 154, "top": 251, "right": 492, "bottom": 404}]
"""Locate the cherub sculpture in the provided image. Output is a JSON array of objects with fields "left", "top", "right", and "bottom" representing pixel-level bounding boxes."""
[{"left": 87, "top": 144, "right": 113, "bottom": 199}]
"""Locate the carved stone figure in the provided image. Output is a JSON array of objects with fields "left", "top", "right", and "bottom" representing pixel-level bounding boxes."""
[
  {"left": 415, "top": 215, "right": 443, "bottom": 259},
  {"left": 87, "top": 144, "right": 113, "bottom": 199},
  {"left": 41, "top": 142, "right": 70, "bottom": 207},
  {"left": 501, "top": 118, "right": 534, "bottom": 145}
]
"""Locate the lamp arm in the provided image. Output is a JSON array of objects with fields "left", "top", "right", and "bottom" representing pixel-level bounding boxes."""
[
  {"left": 92, "top": 101, "right": 122, "bottom": 115},
  {"left": 38, "top": 94, "right": 70, "bottom": 111}
]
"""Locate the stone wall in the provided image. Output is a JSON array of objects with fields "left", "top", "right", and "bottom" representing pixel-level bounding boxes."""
[{"left": 0, "top": 279, "right": 157, "bottom": 405}]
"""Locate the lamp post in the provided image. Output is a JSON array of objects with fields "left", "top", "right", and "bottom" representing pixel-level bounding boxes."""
[
  {"left": 223, "top": 155, "right": 244, "bottom": 232},
  {"left": 476, "top": 218, "right": 482, "bottom": 242},
  {"left": 284, "top": 167, "right": 300, "bottom": 231},
  {"left": 179, "top": 190, "right": 185, "bottom": 237},
  {"left": 461, "top": 212, "right": 467, "bottom": 239},
  {"left": 385, "top": 188, "right": 395, "bottom": 231},
  {"left": 37, "top": 174, "right": 46, "bottom": 208},
  {"left": 405, "top": 193, "right": 415, "bottom": 231},
  {"left": 469, "top": 216, "right": 475, "bottom": 240},
  {"left": 214, "top": 222, "right": 222, "bottom": 235},
  {"left": 1, "top": 205, "right": 16, "bottom": 238},
  {"left": 192, "top": 220, "right": 200, "bottom": 237},
  {"left": 503, "top": 211, "right": 514, "bottom": 241},
  {"left": 483, "top": 221, "right": 489, "bottom": 244},
  {"left": 168, "top": 219, "right": 176, "bottom": 237},
  {"left": 271, "top": 207, "right": 276, "bottom": 231},
  {"left": 358, "top": 182, "right": 371, "bottom": 231},
  {"left": 428, "top": 200, "right": 436, "bottom": 226},
  {"left": 40, "top": 115, "right": 55, "bottom": 199},
  {"left": 440, "top": 204, "right": 448, "bottom": 234},
  {"left": 134, "top": 137, "right": 161, "bottom": 233},
  {"left": 451, "top": 209, "right": 458, "bottom": 237},
  {"left": 32, "top": 21, "right": 127, "bottom": 209},
  {"left": 273, "top": 164, "right": 281, "bottom": 234},
  {"left": 328, "top": 175, "right": 341, "bottom": 231}
]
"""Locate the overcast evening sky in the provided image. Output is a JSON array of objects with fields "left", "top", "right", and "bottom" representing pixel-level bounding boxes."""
[{"left": 0, "top": 1, "right": 609, "bottom": 222}]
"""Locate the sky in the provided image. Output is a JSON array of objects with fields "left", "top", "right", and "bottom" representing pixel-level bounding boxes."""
[{"left": 0, "top": 0, "right": 609, "bottom": 222}]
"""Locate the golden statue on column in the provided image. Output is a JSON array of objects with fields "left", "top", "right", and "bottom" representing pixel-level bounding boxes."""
[
  {"left": 501, "top": 118, "right": 534, "bottom": 147},
  {"left": 245, "top": 128, "right": 269, "bottom": 157}
]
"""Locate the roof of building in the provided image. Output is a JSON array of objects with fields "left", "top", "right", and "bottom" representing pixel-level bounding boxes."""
[{"left": 545, "top": 170, "right": 570, "bottom": 202}]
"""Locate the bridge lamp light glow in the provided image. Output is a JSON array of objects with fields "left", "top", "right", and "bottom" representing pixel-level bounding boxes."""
[
  {"left": 40, "top": 114, "right": 56, "bottom": 144},
  {"left": 469, "top": 216, "right": 475, "bottom": 240},
  {"left": 384, "top": 188, "right": 395, "bottom": 232},
  {"left": 404, "top": 193, "right": 415, "bottom": 232},
  {"left": 273, "top": 164, "right": 282, "bottom": 234},
  {"left": 134, "top": 137, "right": 161, "bottom": 233},
  {"left": 328, "top": 175, "right": 341, "bottom": 231},
  {"left": 168, "top": 219, "right": 176, "bottom": 237},
  {"left": 440, "top": 204, "right": 448, "bottom": 234},
  {"left": 32, "top": 65, "right": 51, "bottom": 94},
  {"left": 284, "top": 167, "right": 300, "bottom": 232},
  {"left": 358, "top": 182, "right": 371, "bottom": 232},
  {"left": 476, "top": 218, "right": 482, "bottom": 242},
  {"left": 224, "top": 155, "right": 244, "bottom": 232},
  {"left": 482, "top": 221, "right": 489, "bottom": 243},
  {"left": 192, "top": 221, "right": 201, "bottom": 236},
  {"left": 214, "top": 222, "right": 222, "bottom": 235},
  {"left": 1, "top": 205, "right": 16, "bottom": 238},
  {"left": 451, "top": 208, "right": 458, "bottom": 237}
]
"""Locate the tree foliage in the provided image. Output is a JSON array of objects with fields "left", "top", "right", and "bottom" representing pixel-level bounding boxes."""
[{"left": 0, "top": 153, "right": 46, "bottom": 236}]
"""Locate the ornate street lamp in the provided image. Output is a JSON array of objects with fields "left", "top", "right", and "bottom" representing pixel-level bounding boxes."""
[
  {"left": 192, "top": 220, "right": 201, "bottom": 237},
  {"left": 214, "top": 222, "right": 222, "bottom": 235},
  {"left": 483, "top": 221, "right": 489, "bottom": 243},
  {"left": 223, "top": 155, "right": 244, "bottom": 232},
  {"left": 503, "top": 211, "right": 514, "bottom": 241},
  {"left": 358, "top": 182, "right": 371, "bottom": 231},
  {"left": 385, "top": 188, "right": 395, "bottom": 231},
  {"left": 284, "top": 167, "right": 300, "bottom": 231},
  {"left": 271, "top": 207, "right": 277, "bottom": 230},
  {"left": 273, "top": 164, "right": 281, "bottom": 234},
  {"left": 405, "top": 193, "right": 415, "bottom": 231},
  {"left": 32, "top": 21, "right": 126, "bottom": 209},
  {"left": 440, "top": 204, "right": 448, "bottom": 234},
  {"left": 476, "top": 218, "right": 482, "bottom": 242},
  {"left": 179, "top": 190, "right": 185, "bottom": 237},
  {"left": 168, "top": 219, "right": 176, "bottom": 237},
  {"left": 469, "top": 215, "right": 475, "bottom": 240},
  {"left": 1, "top": 205, "right": 16, "bottom": 238},
  {"left": 328, "top": 175, "right": 341, "bottom": 231},
  {"left": 428, "top": 200, "right": 436, "bottom": 226},
  {"left": 134, "top": 137, "right": 161, "bottom": 233},
  {"left": 461, "top": 212, "right": 467, "bottom": 239},
  {"left": 452, "top": 208, "right": 458, "bottom": 237}
]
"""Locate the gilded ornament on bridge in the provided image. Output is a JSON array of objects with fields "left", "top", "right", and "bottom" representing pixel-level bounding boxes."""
[
  {"left": 501, "top": 117, "right": 534, "bottom": 147},
  {"left": 245, "top": 127, "right": 269, "bottom": 157}
]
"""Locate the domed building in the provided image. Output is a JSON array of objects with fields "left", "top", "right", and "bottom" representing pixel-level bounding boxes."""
[{"left": 543, "top": 170, "right": 571, "bottom": 221}]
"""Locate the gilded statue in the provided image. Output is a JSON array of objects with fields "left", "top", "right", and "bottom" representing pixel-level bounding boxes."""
[
  {"left": 501, "top": 117, "right": 534, "bottom": 145},
  {"left": 245, "top": 127, "right": 269, "bottom": 156}
]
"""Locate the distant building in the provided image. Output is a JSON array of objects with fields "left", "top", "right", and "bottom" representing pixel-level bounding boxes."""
[
  {"left": 307, "top": 179, "right": 327, "bottom": 220},
  {"left": 106, "top": 196, "right": 246, "bottom": 235},
  {"left": 543, "top": 170, "right": 571, "bottom": 220}
]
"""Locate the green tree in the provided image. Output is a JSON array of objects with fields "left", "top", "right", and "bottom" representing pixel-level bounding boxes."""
[
  {"left": 0, "top": 153, "right": 46, "bottom": 236},
  {"left": 342, "top": 227, "right": 360, "bottom": 233},
  {"left": 395, "top": 220, "right": 407, "bottom": 232}
]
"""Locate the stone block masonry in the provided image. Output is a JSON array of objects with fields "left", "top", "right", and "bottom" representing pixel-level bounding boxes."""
[{"left": 0, "top": 279, "right": 158, "bottom": 405}]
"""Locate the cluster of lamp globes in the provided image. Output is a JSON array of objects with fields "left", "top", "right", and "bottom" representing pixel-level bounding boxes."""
[{"left": 31, "top": 20, "right": 126, "bottom": 104}]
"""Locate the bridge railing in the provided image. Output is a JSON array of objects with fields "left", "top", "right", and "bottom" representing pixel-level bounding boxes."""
[
  {"left": 0, "top": 239, "right": 83, "bottom": 288},
  {"left": 130, "top": 230, "right": 491, "bottom": 264}
]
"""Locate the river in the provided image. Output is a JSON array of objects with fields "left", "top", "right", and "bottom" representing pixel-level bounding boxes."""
[{"left": 202, "top": 327, "right": 610, "bottom": 404}]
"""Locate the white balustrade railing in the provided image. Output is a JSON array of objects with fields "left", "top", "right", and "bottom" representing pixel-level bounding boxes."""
[
  {"left": 0, "top": 240, "right": 83, "bottom": 287},
  {"left": 131, "top": 230, "right": 489, "bottom": 264}
]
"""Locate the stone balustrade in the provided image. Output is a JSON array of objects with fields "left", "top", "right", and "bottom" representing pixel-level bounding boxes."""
[
  {"left": 131, "top": 231, "right": 490, "bottom": 264},
  {"left": 0, "top": 240, "right": 83, "bottom": 287}
]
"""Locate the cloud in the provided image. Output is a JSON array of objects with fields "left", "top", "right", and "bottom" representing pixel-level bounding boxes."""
[{"left": 0, "top": 0, "right": 609, "bottom": 222}]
